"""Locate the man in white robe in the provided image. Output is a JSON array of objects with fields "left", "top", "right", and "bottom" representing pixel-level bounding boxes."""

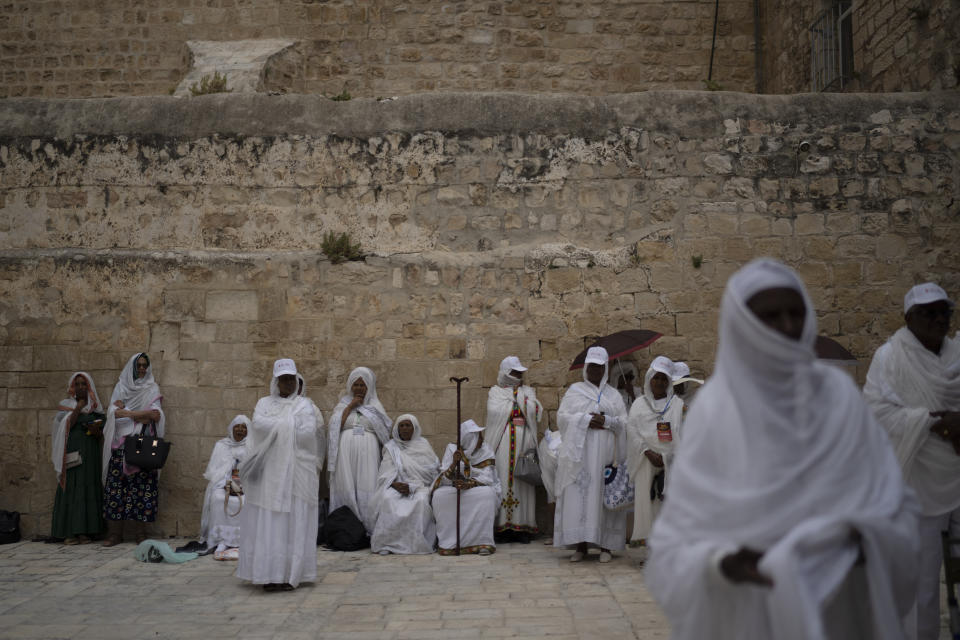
[
  {"left": 554, "top": 346, "right": 628, "bottom": 563},
  {"left": 626, "top": 355, "right": 684, "bottom": 545},
  {"left": 432, "top": 420, "right": 501, "bottom": 555},
  {"left": 486, "top": 355, "right": 543, "bottom": 543},
  {"left": 647, "top": 259, "right": 920, "bottom": 640},
  {"left": 237, "top": 359, "right": 323, "bottom": 591},
  {"left": 864, "top": 282, "right": 960, "bottom": 640}
]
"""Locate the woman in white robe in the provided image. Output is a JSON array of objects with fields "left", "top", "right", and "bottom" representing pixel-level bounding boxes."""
[
  {"left": 432, "top": 420, "right": 501, "bottom": 555},
  {"left": 370, "top": 414, "right": 439, "bottom": 555},
  {"left": 327, "top": 367, "right": 391, "bottom": 534},
  {"left": 199, "top": 415, "right": 249, "bottom": 557},
  {"left": 646, "top": 259, "right": 920, "bottom": 640},
  {"left": 486, "top": 355, "right": 543, "bottom": 542},
  {"left": 553, "top": 346, "right": 628, "bottom": 563},
  {"left": 237, "top": 359, "right": 322, "bottom": 591},
  {"left": 626, "top": 355, "right": 684, "bottom": 544}
]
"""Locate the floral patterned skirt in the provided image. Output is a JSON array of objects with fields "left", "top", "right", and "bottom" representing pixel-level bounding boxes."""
[{"left": 103, "top": 447, "right": 159, "bottom": 522}]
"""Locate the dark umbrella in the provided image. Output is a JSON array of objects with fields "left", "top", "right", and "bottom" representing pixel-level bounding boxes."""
[
  {"left": 569, "top": 329, "right": 663, "bottom": 370},
  {"left": 815, "top": 336, "right": 857, "bottom": 364}
]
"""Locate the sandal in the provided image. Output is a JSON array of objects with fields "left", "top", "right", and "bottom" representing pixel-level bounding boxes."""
[
  {"left": 280, "top": 583, "right": 295, "bottom": 591},
  {"left": 76, "top": 535, "right": 92, "bottom": 544},
  {"left": 63, "top": 538, "right": 80, "bottom": 546}
]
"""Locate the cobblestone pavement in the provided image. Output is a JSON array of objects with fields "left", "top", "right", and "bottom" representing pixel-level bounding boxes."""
[{"left": 0, "top": 539, "right": 668, "bottom": 639}]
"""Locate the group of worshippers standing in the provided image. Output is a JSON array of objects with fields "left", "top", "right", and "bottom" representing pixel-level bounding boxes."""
[{"left": 47, "top": 258, "right": 959, "bottom": 638}]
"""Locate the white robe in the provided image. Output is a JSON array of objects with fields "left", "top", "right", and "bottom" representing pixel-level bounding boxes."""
[
  {"left": 432, "top": 441, "right": 500, "bottom": 554},
  {"left": 330, "top": 411, "right": 384, "bottom": 535},
  {"left": 200, "top": 431, "right": 247, "bottom": 550},
  {"left": 237, "top": 389, "right": 321, "bottom": 587},
  {"left": 626, "top": 369, "right": 684, "bottom": 543},
  {"left": 646, "top": 259, "right": 919, "bottom": 640},
  {"left": 553, "top": 375, "right": 628, "bottom": 551},
  {"left": 487, "top": 383, "right": 541, "bottom": 532},
  {"left": 370, "top": 416, "right": 439, "bottom": 555}
]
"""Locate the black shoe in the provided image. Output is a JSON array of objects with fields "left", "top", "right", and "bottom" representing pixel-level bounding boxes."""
[
  {"left": 175, "top": 540, "right": 204, "bottom": 553},
  {"left": 517, "top": 532, "right": 532, "bottom": 544}
]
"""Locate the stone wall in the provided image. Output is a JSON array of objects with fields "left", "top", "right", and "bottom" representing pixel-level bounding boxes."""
[
  {"left": 0, "top": 0, "right": 756, "bottom": 99},
  {"left": 761, "top": 0, "right": 960, "bottom": 94},
  {"left": 1, "top": 91, "right": 959, "bottom": 538}
]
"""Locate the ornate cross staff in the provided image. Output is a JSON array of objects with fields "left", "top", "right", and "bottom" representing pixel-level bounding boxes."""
[{"left": 450, "top": 376, "right": 468, "bottom": 556}]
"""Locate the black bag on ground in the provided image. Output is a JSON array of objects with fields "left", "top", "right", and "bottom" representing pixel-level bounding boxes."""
[
  {"left": 321, "top": 506, "right": 369, "bottom": 551},
  {"left": 124, "top": 422, "right": 171, "bottom": 471},
  {"left": 0, "top": 510, "right": 21, "bottom": 544}
]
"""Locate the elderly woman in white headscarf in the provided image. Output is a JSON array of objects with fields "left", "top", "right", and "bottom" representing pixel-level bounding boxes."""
[
  {"left": 237, "top": 359, "right": 322, "bottom": 591},
  {"left": 51, "top": 372, "right": 106, "bottom": 544},
  {"left": 646, "top": 258, "right": 920, "bottom": 640},
  {"left": 431, "top": 419, "right": 501, "bottom": 555},
  {"left": 101, "top": 352, "right": 165, "bottom": 546},
  {"left": 626, "top": 355, "right": 685, "bottom": 545},
  {"left": 328, "top": 366, "right": 392, "bottom": 534},
  {"left": 554, "top": 346, "right": 628, "bottom": 563},
  {"left": 199, "top": 415, "right": 249, "bottom": 558},
  {"left": 486, "top": 355, "right": 543, "bottom": 543},
  {"left": 612, "top": 359, "right": 642, "bottom": 408},
  {"left": 370, "top": 414, "right": 439, "bottom": 555}
]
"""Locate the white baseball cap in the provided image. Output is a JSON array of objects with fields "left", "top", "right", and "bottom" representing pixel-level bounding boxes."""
[
  {"left": 273, "top": 358, "right": 298, "bottom": 377},
  {"left": 671, "top": 361, "right": 691, "bottom": 382},
  {"left": 904, "top": 283, "right": 954, "bottom": 314},
  {"left": 585, "top": 346, "right": 609, "bottom": 365},
  {"left": 500, "top": 355, "right": 528, "bottom": 372}
]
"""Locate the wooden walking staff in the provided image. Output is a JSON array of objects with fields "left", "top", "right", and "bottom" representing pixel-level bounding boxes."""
[{"left": 450, "top": 376, "right": 468, "bottom": 556}]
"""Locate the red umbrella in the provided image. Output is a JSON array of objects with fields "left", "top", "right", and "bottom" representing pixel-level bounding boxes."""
[
  {"left": 815, "top": 336, "right": 857, "bottom": 365},
  {"left": 569, "top": 329, "right": 663, "bottom": 370}
]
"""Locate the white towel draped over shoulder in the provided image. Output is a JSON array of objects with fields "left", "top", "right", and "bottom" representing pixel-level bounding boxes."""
[
  {"left": 864, "top": 327, "right": 960, "bottom": 516},
  {"left": 646, "top": 259, "right": 919, "bottom": 640}
]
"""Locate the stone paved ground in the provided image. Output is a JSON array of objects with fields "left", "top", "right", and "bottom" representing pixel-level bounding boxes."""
[{"left": 0, "top": 539, "right": 669, "bottom": 640}]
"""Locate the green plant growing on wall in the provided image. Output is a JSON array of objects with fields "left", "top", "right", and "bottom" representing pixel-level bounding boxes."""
[
  {"left": 329, "top": 89, "right": 352, "bottom": 101},
  {"left": 702, "top": 79, "right": 724, "bottom": 91},
  {"left": 691, "top": 255, "right": 703, "bottom": 269},
  {"left": 190, "top": 71, "right": 232, "bottom": 96},
  {"left": 321, "top": 231, "right": 363, "bottom": 264}
]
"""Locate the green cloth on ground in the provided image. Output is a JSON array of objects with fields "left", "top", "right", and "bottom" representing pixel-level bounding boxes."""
[
  {"left": 134, "top": 540, "right": 198, "bottom": 564},
  {"left": 51, "top": 412, "right": 105, "bottom": 539}
]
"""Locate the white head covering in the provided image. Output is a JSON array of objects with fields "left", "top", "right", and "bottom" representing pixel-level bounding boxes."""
[
  {"left": 100, "top": 353, "right": 165, "bottom": 483},
  {"left": 646, "top": 259, "right": 918, "bottom": 640},
  {"left": 642, "top": 356, "right": 675, "bottom": 408},
  {"left": 612, "top": 359, "right": 639, "bottom": 387},
  {"left": 904, "top": 282, "right": 953, "bottom": 313},
  {"left": 497, "top": 355, "right": 527, "bottom": 387},
  {"left": 327, "top": 366, "right": 392, "bottom": 475},
  {"left": 51, "top": 372, "right": 103, "bottom": 478},
  {"left": 199, "top": 414, "right": 249, "bottom": 543},
  {"left": 583, "top": 346, "right": 610, "bottom": 388},
  {"left": 383, "top": 414, "right": 439, "bottom": 485},
  {"left": 671, "top": 361, "right": 691, "bottom": 382}
]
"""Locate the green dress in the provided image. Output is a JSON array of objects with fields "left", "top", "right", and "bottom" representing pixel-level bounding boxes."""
[{"left": 51, "top": 411, "right": 106, "bottom": 538}]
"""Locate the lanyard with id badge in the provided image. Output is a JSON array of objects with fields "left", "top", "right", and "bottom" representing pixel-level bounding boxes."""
[{"left": 655, "top": 396, "right": 674, "bottom": 442}]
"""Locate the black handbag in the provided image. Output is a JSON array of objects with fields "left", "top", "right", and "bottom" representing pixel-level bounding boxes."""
[
  {"left": 123, "top": 423, "right": 171, "bottom": 471},
  {"left": 0, "top": 510, "right": 21, "bottom": 545}
]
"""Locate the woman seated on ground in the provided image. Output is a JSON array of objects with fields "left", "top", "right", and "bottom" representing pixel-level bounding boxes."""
[
  {"left": 626, "top": 356, "right": 684, "bottom": 546},
  {"left": 51, "top": 372, "right": 106, "bottom": 544},
  {"left": 199, "top": 415, "right": 249, "bottom": 560},
  {"left": 370, "top": 414, "right": 439, "bottom": 555},
  {"left": 431, "top": 420, "right": 501, "bottom": 556},
  {"left": 328, "top": 367, "right": 392, "bottom": 534}
]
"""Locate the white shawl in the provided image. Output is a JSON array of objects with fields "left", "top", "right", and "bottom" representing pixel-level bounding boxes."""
[
  {"left": 327, "top": 366, "right": 391, "bottom": 475},
  {"left": 646, "top": 259, "right": 919, "bottom": 640},
  {"left": 200, "top": 415, "right": 249, "bottom": 541},
  {"left": 297, "top": 373, "right": 327, "bottom": 471},
  {"left": 555, "top": 352, "right": 628, "bottom": 496},
  {"left": 101, "top": 353, "right": 165, "bottom": 483},
  {"left": 241, "top": 375, "right": 320, "bottom": 512},
  {"left": 487, "top": 358, "right": 543, "bottom": 454},
  {"left": 626, "top": 357, "right": 685, "bottom": 482},
  {"left": 51, "top": 372, "right": 103, "bottom": 478},
  {"left": 373, "top": 414, "right": 439, "bottom": 514},
  {"left": 864, "top": 326, "right": 960, "bottom": 516}
]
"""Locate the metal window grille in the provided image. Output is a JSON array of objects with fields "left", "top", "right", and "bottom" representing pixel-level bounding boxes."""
[{"left": 809, "top": 1, "right": 855, "bottom": 91}]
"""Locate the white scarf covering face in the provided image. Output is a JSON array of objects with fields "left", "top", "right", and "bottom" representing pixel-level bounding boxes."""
[
  {"left": 488, "top": 356, "right": 542, "bottom": 453},
  {"left": 241, "top": 370, "right": 320, "bottom": 512},
  {"left": 864, "top": 326, "right": 960, "bottom": 515},
  {"left": 100, "top": 353, "right": 165, "bottom": 483},
  {"left": 646, "top": 259, "right": 919, "bottom": 640},
  {"left": 51, "top": 372, "right": 103, "bottom": 477},
  {"left": 200, "top": 415, "right": 249, "bottom": 541},
  {"left": 555, "top": 347, "right": 628, "bottom": 496},
  {"left": 382, "top": 414, "right": 439, "bottom": 488},
  {"left": 626, "top": 357, "right": 685, "bottom": 481},
  {"left": 327, "top": 366, "right": 392, "bottom": 476}
]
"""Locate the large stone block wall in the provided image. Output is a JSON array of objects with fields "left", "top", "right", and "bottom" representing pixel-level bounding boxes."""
[
  {"left": 1, "top": 91, "right": 959, "bottom": 538},
  {"left": 0, "top": 0, "right": 756, "bottom": 99},
  {"left": 761, "top": 0, "right": 960, "bottom": 94}
]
